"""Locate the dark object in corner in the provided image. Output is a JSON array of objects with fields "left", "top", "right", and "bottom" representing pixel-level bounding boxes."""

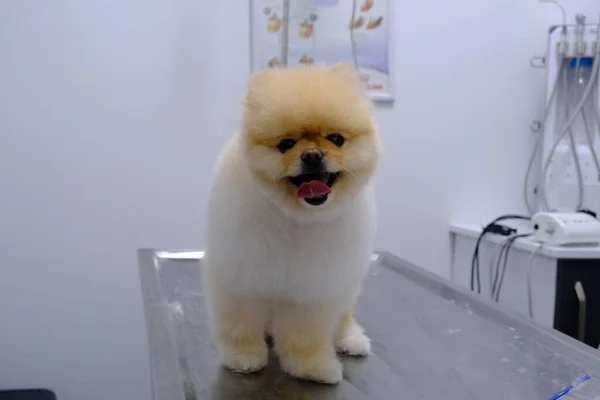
[{"left": 0, "top": 389, "right": 56, "bottom": 400}]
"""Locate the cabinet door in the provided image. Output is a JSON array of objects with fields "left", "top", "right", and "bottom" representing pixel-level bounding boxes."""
[{"left": 554, "top": 259, "right": 600, "bottom": 348}]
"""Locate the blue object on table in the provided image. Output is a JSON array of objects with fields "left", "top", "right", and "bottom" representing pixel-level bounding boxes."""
[{"left": 548, "top": 375, "right": 590, "bottom": 400}]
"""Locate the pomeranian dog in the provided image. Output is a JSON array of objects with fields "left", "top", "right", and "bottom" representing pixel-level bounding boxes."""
[{"left": 203, "top": 63, "right": 380, "bottom": 384}]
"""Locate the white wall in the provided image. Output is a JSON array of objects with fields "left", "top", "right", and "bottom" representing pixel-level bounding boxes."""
[
  {"left": 0, "top": 1, "right": 598, "bottom": 399},
  {"left": 0, "top": 1, "right": 232, "bottom": 399}
]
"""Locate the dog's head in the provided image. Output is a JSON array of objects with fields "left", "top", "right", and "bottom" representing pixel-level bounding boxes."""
[{"left": 241, "top": 63, "right": 380, "bottom": 220}]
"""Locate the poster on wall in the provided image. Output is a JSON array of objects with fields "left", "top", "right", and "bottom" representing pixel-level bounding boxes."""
[{"left": 250, "top": 0, "right": 393, "bottom": 102}]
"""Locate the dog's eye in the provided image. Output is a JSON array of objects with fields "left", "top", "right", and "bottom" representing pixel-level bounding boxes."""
[
  {"left": 326, "top": 133, "right": 345, "bottom": 147},
  {"left": 277, "top": 138, "right": 297, "bottom": 153}
]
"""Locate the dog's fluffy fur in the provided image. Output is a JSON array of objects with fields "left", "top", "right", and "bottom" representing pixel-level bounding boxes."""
[{"left": 203, "top": 63, "right": 380, "bottom": 384}]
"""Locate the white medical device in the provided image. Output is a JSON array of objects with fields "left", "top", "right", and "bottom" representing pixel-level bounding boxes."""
[
  {"left": 532, "top": 212, "right": 600, "bottom": 245},
  {"left": 533, "top": 14, "right": 600, "bottom": 213}
]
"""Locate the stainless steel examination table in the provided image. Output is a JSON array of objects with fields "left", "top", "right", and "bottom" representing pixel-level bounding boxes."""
[{"left": 137, "top": 250, "right": 600, "bottom": 400}]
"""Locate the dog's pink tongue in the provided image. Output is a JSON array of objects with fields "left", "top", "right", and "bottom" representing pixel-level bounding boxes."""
[{"left": 296, "top": 180, "right": 331, "bottom": 199}]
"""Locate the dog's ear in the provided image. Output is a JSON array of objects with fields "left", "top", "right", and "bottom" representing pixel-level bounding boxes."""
[
  {"left": 247, "top": 68, "right": 278, "bottom": 94},
  {"left": 329, "top": 62, "right": 357, "bottom": 79},
  {"left": 329, "top": 62, "right": 367, "bottom": 95},
  {"left": 245, "top": 68, "right": 276, "bottom": 111}
]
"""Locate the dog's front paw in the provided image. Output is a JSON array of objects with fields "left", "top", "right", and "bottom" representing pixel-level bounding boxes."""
[
  {"left": 279, "top": 350, "right": 343, "bottom": 384},
  {"left": 220, "top": 341, "right": 268, "bottom": 373},
  {"left": 335, "top": 313, "right": 371, "bottom": 356},
  {"left": 336, "top": 330, "right": 371, "bottom": 356}
]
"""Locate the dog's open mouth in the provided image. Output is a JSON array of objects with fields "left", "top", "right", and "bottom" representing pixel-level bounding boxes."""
[{"left": 288, "top": 172, "right": 339, "bottom": 206}]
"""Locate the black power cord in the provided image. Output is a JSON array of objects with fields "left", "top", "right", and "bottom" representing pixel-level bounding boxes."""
[
  {"left": 578, "top": 209, "right": 597, "bottom": 218},
  {"left": 492, "top": 233, "right": 532, "bottom": 302},
  {"left": 470, "top": 215, "right": 530, "bottom": 294}
]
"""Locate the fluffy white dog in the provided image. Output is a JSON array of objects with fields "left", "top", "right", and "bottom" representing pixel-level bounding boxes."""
[{"left": 203, "top": 63, "right": 380, "bottom": 384}]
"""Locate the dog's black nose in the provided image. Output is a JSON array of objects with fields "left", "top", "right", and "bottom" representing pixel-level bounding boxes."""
[{"left": 301, "top": 149, "right": 324, "bottom": 170}]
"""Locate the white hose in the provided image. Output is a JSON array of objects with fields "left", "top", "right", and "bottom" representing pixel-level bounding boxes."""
[
  {"left": 538, "top": 0, "right": 567, "bottom": 28},
  {"left": 489, "top": 241, "right": 505, "bottom": 298},
  {"left": 575, "top": 26, "right": 600, "bottom": 184},
  {"left": 526, "top": 244, "right": 544, "bottom": 319},
  {"left": 524, "top": 61, "right": 564, "bottom": 214},
  {"left": 580, "top": 107, "right": 600, "bottom": 180},
  {"left": 562, "top": 61, "right": 585, "bottom": 210},
  {"left": 538, "top": 58, "right": 583, "bottom": 210},
  {"left": 593, "top": 85, "right": 600, "bottom": 142}
]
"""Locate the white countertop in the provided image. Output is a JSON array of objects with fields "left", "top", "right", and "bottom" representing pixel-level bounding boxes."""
[{"left": 450, "top": 223, "right": 600, "bottom": 259}]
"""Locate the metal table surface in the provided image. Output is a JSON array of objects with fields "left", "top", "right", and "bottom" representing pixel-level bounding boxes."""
[{"left": 138, "top": 250, "right": 600, "bottom": 400}]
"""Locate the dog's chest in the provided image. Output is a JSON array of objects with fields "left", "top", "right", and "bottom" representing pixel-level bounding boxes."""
[{"left": 230, "top": 209, "right": 372, "bottom": 301}]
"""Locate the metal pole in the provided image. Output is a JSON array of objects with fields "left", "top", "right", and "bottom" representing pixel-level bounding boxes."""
[
  {"left": 350, "top": 0, "right": 358, "bottom": 69},
  {"left": 281, "top": 0, "right": 290, "bottom": 66}
]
